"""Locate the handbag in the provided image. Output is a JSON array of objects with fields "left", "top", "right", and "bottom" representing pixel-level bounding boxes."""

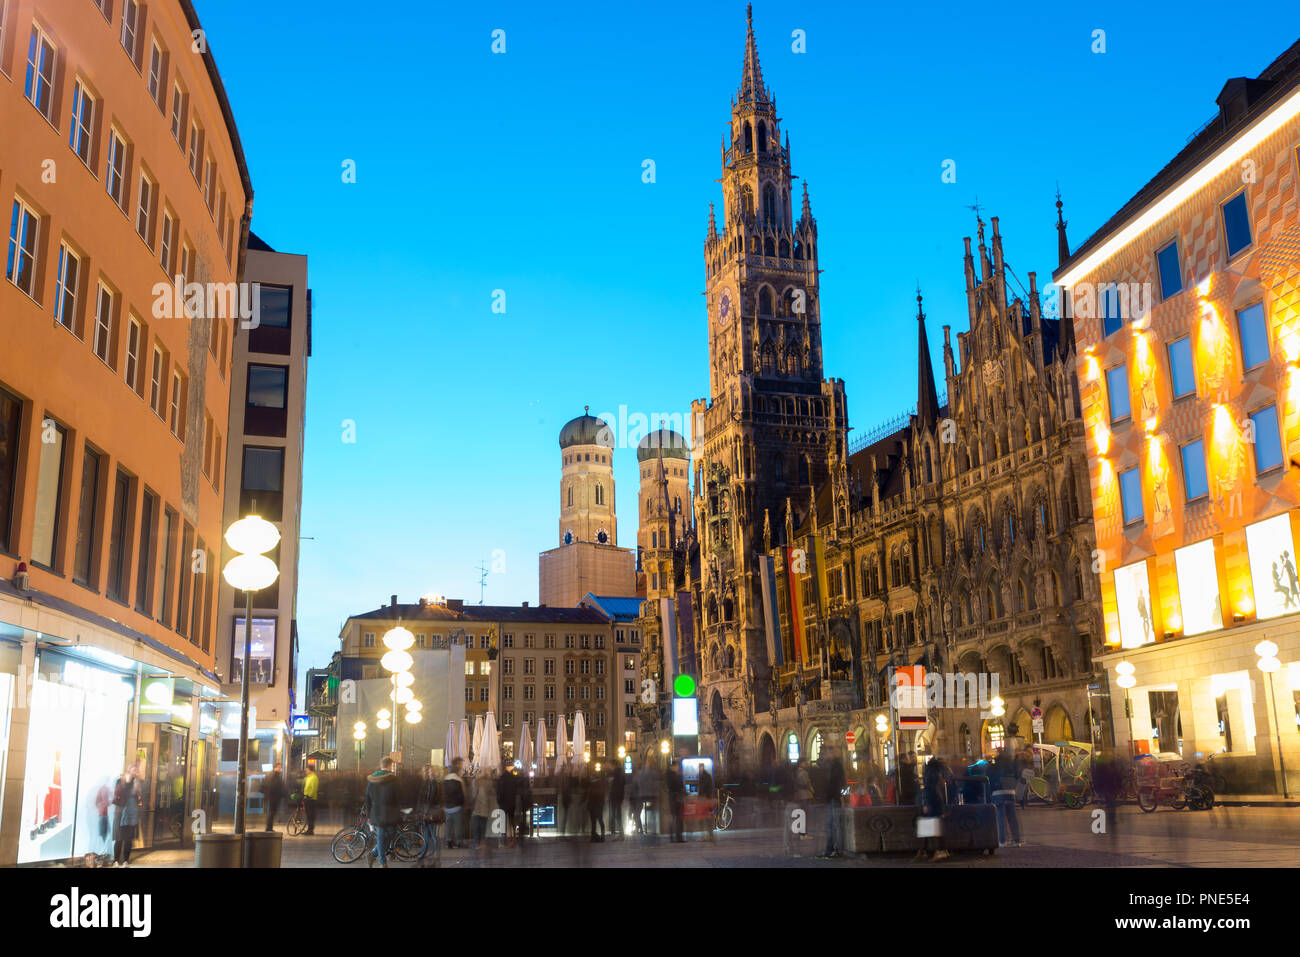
[
  {"left": 426, "top": 808, "right": 447, "bottom": 825},
  {"left": 916, "top": 816, "right": 943, "bottom": 838}
]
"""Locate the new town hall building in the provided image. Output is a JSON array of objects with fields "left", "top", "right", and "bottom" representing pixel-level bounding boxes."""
[{"left": 636, "top": 9, "right": 1104, "bottom": 776}]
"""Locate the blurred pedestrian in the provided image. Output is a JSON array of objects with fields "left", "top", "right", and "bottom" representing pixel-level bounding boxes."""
[
  {"left": 586, "top": 769, "right": 606, "bottom": 842},
  {"left": 665, "top": 761, "right": 685, "bottom": 843},
  {"left": 820, "top": 747, "right": 847, "bottom": 858},
  {"left": 471, "top": 769, "right": 498, "bottom": 859},
  {"left": 608, "top": 762, "right": 626, "bottom": 839},
  {"left": 301, "top": 765, "right": 319, "bottom": 834},
  {"left": 263, "top": 763, "right": 285, "bottom": 831},
  {"left": 416, "top": 764, "right": 444, "bottom": 867},
  {"left": 991, "top": 749, "right": 1022, "bottom": 847},
  {"left": 443, "top": 758, "right": 467, "bottom": 849},
  {"left": 361, "top": 757, "right": 399, "bottom": 868},
  {"left": 914, "top": 756, "right": 949, "bottom": 862},
  {"left": 497, "top": 764, "right": 519, "bottom": 848},
  {"left": 113, "top": 774, "right": 142, "bottom": 866}
]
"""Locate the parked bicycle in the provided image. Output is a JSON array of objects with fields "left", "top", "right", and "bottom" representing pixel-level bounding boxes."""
[
  {"left": 713, "top": 789, "right": 737, "bottom": 831},
  {"left": 330, "top": 810, "right": 426, "bottom": 864},
  {"left": 286, "top": 794, "right": 307, "bottom": 836}
]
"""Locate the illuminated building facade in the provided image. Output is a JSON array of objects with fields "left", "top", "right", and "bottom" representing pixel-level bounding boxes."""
[{"left": 1059, "top": 40, "right": 1300, "bottom": 793}]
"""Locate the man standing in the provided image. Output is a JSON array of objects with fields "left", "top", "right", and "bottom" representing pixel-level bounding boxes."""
[
  {"left": 301, "top": 765, "right": 319, "bottom": 835},
  {"left": 607, "top": 761, "right": 625, "bottom": 839},
  {"left": 442, "top": 758, "right": 467, "bottom": 849},
  {"left": 820, "top": 747, "right": 847, "bottom": 858},
  {"left": 361, "top": 757, "right": 399, "bottom": 868},
  {"left": 263, "top": 764, "right": 285, "bottom": 832},
  {"left": 665, "top": 760, "right": 685, "bottom": 843}
]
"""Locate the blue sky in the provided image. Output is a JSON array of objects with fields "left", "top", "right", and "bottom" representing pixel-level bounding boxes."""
[{"left": 192, "top": 1, "right": 1299, "bottom": 684}]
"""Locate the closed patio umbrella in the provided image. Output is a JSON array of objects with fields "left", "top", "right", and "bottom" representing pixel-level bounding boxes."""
[
  {"left": 458, "top": 719, "right": 470, "bottom": 767},
  {"left": 555, "top": 716, "right": 569, "bottom": 771},
  {"left": 535, "top": 718, "right": 549, "bottom": 777},
  {"left": 481, "top": 711, "right": 501, "bottom": 775},
  {"left": 519, "top": 723, "right": 533, "bottom": 773},
  {"left": 445, "top": 721, "right": 457, "bottom": 765},
  {"left": 571, "top": 710, "right": 587, "bottom": 770}
]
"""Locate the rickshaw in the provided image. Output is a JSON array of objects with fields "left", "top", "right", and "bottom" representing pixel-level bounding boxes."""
[
  {"left": 1134, "top": 752, "right": 1210, "bottom": 811},
  {"left": 1024, "top": 742, "right": 1093, "bottom": 807}
]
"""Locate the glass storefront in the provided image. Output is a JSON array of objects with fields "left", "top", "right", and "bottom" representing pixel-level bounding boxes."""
[
  {"left": 0, "top": 640, "right": 18, "bottom": 843},
  {"left": 1245, "top": 514, "right": 1300, "bottom": 619},
  {"left": 17, "top": 656, "right": 132, "bottom": 863},
  {"left": 1115, "top": 560, "right": 1155, "bottom": 648}
]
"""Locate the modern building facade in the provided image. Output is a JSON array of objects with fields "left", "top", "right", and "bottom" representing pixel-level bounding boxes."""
[
  {"left": 212, "top": 232, "right": 309, "bottom": 816},
  {"left": 1058, "top": 40, "right": 1300, "bottom": 794},
  {"left": 0, "top": 0, "right": 250, "bottom": 864},
  {"left": 582, "top": 593, "right": 645, "bottom": 760},
  {"left": 538, "top": 411, "right": 636, "bottom": 607}
]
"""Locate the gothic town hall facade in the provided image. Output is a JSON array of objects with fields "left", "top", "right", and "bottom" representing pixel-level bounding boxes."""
[{"left": 671, "top": 9, "right": 1105, "bottom": 775}]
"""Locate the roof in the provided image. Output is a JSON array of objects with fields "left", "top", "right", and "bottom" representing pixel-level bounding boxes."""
[
  {"left": 581, "top": 594, "right": 643, "bottom": 621},
  {"left": 460, "top": 605, "right": 610, "bottom": 625},
  {"left": 637, "top": 428, "right": 691, "bottom": 462},
  {"left": 248, "top": 231, "right": 274, "bottom": 252},
  {"left": 560, "top": 413, "right": 614, "bottom": 449},
  {"left": 178, "top": 0, "right": 252, "bottom": 204},
  {"left": 348, "top": 604, "right": 467, "bottom": 622},
  {"left": 1055, "top": 38, "right": 1300, "bottom": 281}
]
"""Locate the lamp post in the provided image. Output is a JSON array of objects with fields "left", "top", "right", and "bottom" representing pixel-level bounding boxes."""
[
  {"left": 381, "top": 625, "right": 415, "bottom": 766},
  {"left": 1115, "top": 661, "right": 1137, "bottom": 757},
  {"left": 353, "top": 721, "right": 367, "bottom": 768},
  {"left": 222, "top": 514, "right": 280, "bottom": 847},
  {"left": 376, "top": 709, "right": 391, "bottom": 760},
  {"left": 1256, "top": 641, "right": 1289, "bottom": 799}
]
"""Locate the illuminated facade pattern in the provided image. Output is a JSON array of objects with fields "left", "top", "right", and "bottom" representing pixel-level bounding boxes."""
[{"left": 1059, "top": 45, "right": 1300, "bottom": 782}]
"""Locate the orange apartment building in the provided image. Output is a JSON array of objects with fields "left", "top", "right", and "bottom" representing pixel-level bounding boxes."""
[
  {"left": 1057, "top": 41, "right": 1300, "bottom": 796},
  {"left": 0, "top": 0, "right": 251, "bottom": 863}
]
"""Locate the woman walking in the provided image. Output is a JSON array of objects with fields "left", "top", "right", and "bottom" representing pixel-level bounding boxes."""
[
  {"left": 113, "top": 775, "right": 142, "bottom": 866},
  {"left": 416, "top": 765, "right": 444, "bottom": 867}
]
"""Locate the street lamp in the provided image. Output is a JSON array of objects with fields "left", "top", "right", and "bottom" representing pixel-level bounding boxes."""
[
  {"left": 376, "top": 708, "right": 392, "bottom": 757},
  {"left": 382, "top": 625, "right": 415, "bottom": 765},
  {"left": 1255, "top": 641, "right": 1289, "bottom": 799},
  {"left": 1116, "top": 661, "right": 1137, "bottom": 757},
  {"left": 353, "top": 721, "right": 367, "bottom": 767},
  {"left": 222, "top": 513, "right": 280, "bottom": 843}
]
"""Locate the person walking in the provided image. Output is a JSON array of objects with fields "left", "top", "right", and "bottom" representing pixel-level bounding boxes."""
[
  {"left": 263, "top": 764, "right": 285, "bottom": 831},
  {"left": 914, "top": 756, "right": 950, "bottom": 862},
  {"left": 416, "top": 765, "right": 444, "bottom": 867},
  {"left": 361, "top": 757, "right": 399, "bottom": 868},
  {"left": 471, "top": 770, "right": 498, "bottom": 860},
  {"left": 607, "top": 762, "right": 626, "bottom": 839},
  {"left": 496, "top": 765, "right": 519, "bottom": 848},
  {"left": 990, "top": 749, "right": 1023, "bottom": 847},
  {"left": 696, "top": 762, "right": 716, "bottom": 844},
  {"left": 820, "top": 747, "right": 847, "bottom": 858},
  {"left": 586, "top": 769, "right": 606, "bottom": 843},
  {"left": 665, "top": 760, "right": 686, "bottom": 843},
  {"left": 443, "top": 758, "right": 467, "bottom": 849},
  {"left": 113, "top": 773, "right": 142, "bottom": 866},
  {"left": 301, "top": 765, "right": 319, "bottom": 835}
]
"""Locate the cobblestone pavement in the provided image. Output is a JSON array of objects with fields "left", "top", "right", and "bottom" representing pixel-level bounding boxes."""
[{"left": 127, "top": 804, "right": 1299, "bottom": 868}]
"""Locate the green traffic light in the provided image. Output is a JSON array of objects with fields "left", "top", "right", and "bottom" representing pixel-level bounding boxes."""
[{"left": 673, "top": 674, "right": 696, "bottom": 697}]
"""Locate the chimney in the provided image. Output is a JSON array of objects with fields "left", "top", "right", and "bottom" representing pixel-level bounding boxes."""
[
  {"left": 522, "top": 601, "right": 529, "bottom": 607},
  {"left": 390, "top": 594, "right": 397, "bottom": 608},
  {"left": 418, "top": 597, "right": 428, "bottom": 607}
]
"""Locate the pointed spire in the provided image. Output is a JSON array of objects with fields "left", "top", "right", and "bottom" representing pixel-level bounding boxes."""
[
  {"left": 916, "top": 287, "right": 939, "bottom": 429},
  {"left": 739, "top": 3, "right": 768, "bottom": 103},
  {"left": 707, "top": 202, "right": 718, "bottom": 241},
  {"left": 1056, "top": 187, "right": 1070, "bottom": 267},
  {"left": 800, "top": 181, "right": 812, "bottom": 222}
]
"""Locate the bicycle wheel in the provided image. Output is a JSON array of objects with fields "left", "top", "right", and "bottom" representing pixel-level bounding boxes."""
[
  {"left": 1137, "top": 788, "right": 1158, "bottom": 812},
  {"left": 391, "top": 826, "right": 426, "bottom": 862},
  {"left": 288, "top": 813, "right": 306, "bottom": 836},
  {"left": 719, "top": 804, "right": 733, "bottom": 830},
  {"left": 331, "top": 827, "right": 371, "bottom": 864}
]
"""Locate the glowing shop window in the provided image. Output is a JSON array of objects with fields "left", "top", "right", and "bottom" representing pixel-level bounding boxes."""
[
  {"left": 786, "top": 732, "right": 799, "bottom": 763},
  {"left": 988, "top": 722, "right": 1005, "bottom": 751},
  {"left": 1114, "top": 560, "right": 1156, "bottom": 649},
  {"left": 1173, "top": 539, "right": 1223, "bottom": 635},
  {"left": 1245, "top": 514, "right": 1300, "bottom": 619}
]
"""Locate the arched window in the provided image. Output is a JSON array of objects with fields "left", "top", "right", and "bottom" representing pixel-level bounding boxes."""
[
  {"left": 788, "top": 350, "right": 802, "bottom": 378},
  {"left": 798, "top": 455, "right": 810, "bottom": 486},
  {"left": 744, "top": 122, "right": 753, "bottom": 154},
  {"left": 757, "top": 121, "right": 768, "bottom": 153},
  {"left": 1017, "top": 580, "right": 1027, "bottom": 613},
  {"left": 595, "top": 483, "right": 604, "bottom": 506},
  {"left": 924, "top": 444, "right": 933, "bottom": 484},
  {"left": 762, "top": 184, "right": 777, "bottom": 225},
  {"left": 761, "top": 345, "right": 776, "bottom": 376},
  {"left": 758, "top": 287, "right": 773, "bottom": 316},
  {"left": 772, "top": 454, "right": 785, "bottom": 483},
  {"left": 651, "top": 531, "right": 658, "bottom": 548},
  {"left": 1007, "top": 513, "right": 1015, "bottom": 544}
]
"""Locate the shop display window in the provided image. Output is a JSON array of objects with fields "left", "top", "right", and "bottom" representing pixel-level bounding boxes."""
[
  {"left": 1245, "top": 514, "right": 1300, "bottom": 620},
  {"left": 231, "top": 618, "right": 276, "bottom": 684},
  {"left": 1114, "top": 560, "right": 1156, "bottom": 649},
  {"left": 1173, "top": 539, "right": 1223, "bottom": 635}
]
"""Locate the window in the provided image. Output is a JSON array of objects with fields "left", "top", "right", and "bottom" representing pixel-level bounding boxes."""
[
  {"left": 479, "top": 634, "right": 490, "bottom": 649},
  {"left": 1168, "top": 337, "right": 1195, "bottom": 399},
  {"left": 565, "top": 686, "right": 574, "bottom": 701},
  {"left": 1156, "top": 239, "right": 1183, "bottom": 301},
  {"left": 7, "top": 197, "right": 40, "bottom": 297},
  {"left": 1236, "top": 302, "right": 1269, "bottom": 371},
  {"left": 478, "top": 686, "right": 490, "bottom": 703},
  {"left": 106, "top": 470, "right": 132, "bottom": 603},
  {"left": 543, "top": 658, "right": 555, "bottom": 675},
  {"left": 624, "top": 679, "right": 635, "bottom": 694},
  {"left": 135, "top": 172, "right": 154, "bottom": 244},
  {"left": 54, "top": 243, "right": 81, "bottom": 333},
  {"left": 107, "top": 130, "right": 128, "bottom": 209},
  {"left": 564, "top": 635, "right": 574, "bottom": 649},
  {"left": 580, "top": 660, "right": 591, "bottom": 675},
  {"left": 523, "top": 658, "right": 535, "bottom": 675},
  {"left": 203, "top": 155, "right": 215, "bottom": 211},
  {"left": 240, "top": 446, "right": 284, "bottom": 520},
  {"left": 524, "top": 634, "right": 534, "bottom": 649},
  {"left": 1221, "top": 192, "right": 1252, "bottom": 259},
  {"left": 250, "top": 283, "right": 292, "bottom": 354},
  {"left": 120, "top": 0, "right": 139, "bottom": 60},
  {"left": 124, "top": 316, "right": 141, "bottom": 392},
  {"left": 363, "top": 632, "right": 375, "bottom": 648},
  {"left": 31, "top": 418, "right": 66, "bottom": 568},
  {"left": 159, "top": 210, "right": 175, "bottom": 275},
  {"left": 1101, "top": 283, "right": 1124, "bottom": 337},
  {"left": 168, "top": 370, "right": 182, "bottom": 434},
  {"left": 580, "top": 634, "right": 590, "bottom": 649},
  {"left": 188, "top": 121, "right": 202, "bottom": 180},
  {"left": 69, "top": 81, "right": 95, "bottom": 165},
  {"left": 564, "top": 660, "right": 574, "bottom": 675},
  {"left": 180, "top": 242, "right": 194, "bottom": 288},
  {"left": 73, "top": 445, "right": 102, "bottom": 586},
  {"left": 93, "top": 282, "right": 115, "bottom": 366},
  {"left": 1106, "top": 365, "right": 1130, "bottom": 422},
  {"left": 595, "top": 660, "right": 604, "bottom": 676},
  {"left": 24, "top": 25, "right": 57, "bottom": 120},
  {"left": 147, "top": 40, "right": 163, "bottom": 102},
  {"left": 149, "top": 346, "right": 165, "bottom": 416},
  {"left": 1119, "top": 467, "right": 1143, "bottom": 525},
  {"left": 465, "top": 686, "right": 473, "bottom": 702},
  {"left": 503, "top": 684, "right": 513, "bottom": 699},
  {"left": 245, "top": 364, "right": 289, "bottom": 437},
  {"left": 170, "top": 83, "right": 185, "bottom": 143},
  {"left": 465, "top": 661, "right": 476, "bottom": 676},
  {"left": 1250, "top": 405, "right": 1283, "bottom": 474},
  {"left": 595, "top": 634, "right": 605, "bottom": 649},
  {"left": 1181, "top": 439, "right": 1208, "bottom": 501},
  {"left": 135, "top": 489, "right": 156, "bottom": 613},
  {"left": 595, "top": 686, "right": 605, "bottom": 700},
  {"left": 545, "top": 635, "right": 556, "bottom": 649},
  {"left": 523, "top": 685, "right": 535, "bottom": 700},
  {"left": 1173, "top": 539, "right": 1222, "bottom": 636},
  {"left": 503, "top": 634, "right": 513, "bottom": 648},
  {"left": 502, "top": 659, "right": 513, "bottom": 675}
]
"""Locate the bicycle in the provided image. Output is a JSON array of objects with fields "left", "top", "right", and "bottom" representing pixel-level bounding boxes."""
[
  {"left": 286, "top": 794, "right": 307, "bottom": 836},
  {"left": 331, "top": 811, "right": 426, "bottom": 864},
  {"left": 713, "top": 790, "right": 736, "bottom": 831}
]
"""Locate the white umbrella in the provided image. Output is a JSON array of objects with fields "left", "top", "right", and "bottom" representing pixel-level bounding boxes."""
[
  {"left": 555, "top": 715, "right": 569, "bottom": 771},
  {"left": 471, "top": 713, "right": 485, "bottom": 770},
  {"left": 535, "top": 718, "right": 549, "bottom": 776},
  {"left": 481, "top": 711, "right": 501, "bottom": 774},
  {"left": 571, "top": 710, "right": 587, "bottom": 770},
  {"left": 445, "top": 721, "right": 457, "bottom": 765},
  {"left": 458, "top": 719, "right": 470, "bottom": 767},
  {"left": 518, "top": 723, "right": 533, "bottom": 773}
]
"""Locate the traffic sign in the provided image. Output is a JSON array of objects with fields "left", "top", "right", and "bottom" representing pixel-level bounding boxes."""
[
  {"left": 845, "top": 730, "right": 855, "bottom": 747},
  {"left": 1031, "top": 706, "right": 1043, "bottom": 720}
]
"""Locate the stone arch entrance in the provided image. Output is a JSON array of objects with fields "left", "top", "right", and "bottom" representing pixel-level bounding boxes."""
[
  {"left": 1045, "top": 704, "right": 1074, "bottom": 743},
  {"left": 759, "top": 732, "right": 777, "bottom": 769}
]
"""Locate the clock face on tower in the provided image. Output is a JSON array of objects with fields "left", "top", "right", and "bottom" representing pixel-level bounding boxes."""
[
  {"left": 596, "top": 528, "right": 609, "bottom": 544},
  {"left": 719, "top": 292, "right": 731, "bottom": 324},
  {"left": 563, "top": 530, "right": 574, "bottom": 545}
]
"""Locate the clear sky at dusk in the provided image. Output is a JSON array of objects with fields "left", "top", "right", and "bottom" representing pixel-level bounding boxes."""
[{"left": 189, "top": 1, "right": 1299, "bottom": 685}]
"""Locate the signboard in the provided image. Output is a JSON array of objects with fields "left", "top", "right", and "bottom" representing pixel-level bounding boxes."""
[
  {"left": 845, "top": 730, "right": 855, "bottom": 748},
  {"left": 894, "top": 666, "right": 928, "bottom": 729},
  {"left": 1031, "top": 706, "right": 1043, "bottom": 720},
  {"left": 140, "top": 677, "right": 175, "bottom": 717},
  {"left": 672, "top": 696, "right": 699, "bottom": 736},
  {"left": 1032, "top": 717, "right": 1045, "bottom": 734},
  {"left": 291, "top": 715, "right": 317, "bottom": 737}
]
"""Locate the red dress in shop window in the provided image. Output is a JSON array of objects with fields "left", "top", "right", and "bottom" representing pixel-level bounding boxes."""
[{"left": 43, "top": 750, "right": 62, "bottom": 824}]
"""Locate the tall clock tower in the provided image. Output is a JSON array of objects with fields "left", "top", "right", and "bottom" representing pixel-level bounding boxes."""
[{"left": 690, "top": 5, "right": 849, "bottom": 751}]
